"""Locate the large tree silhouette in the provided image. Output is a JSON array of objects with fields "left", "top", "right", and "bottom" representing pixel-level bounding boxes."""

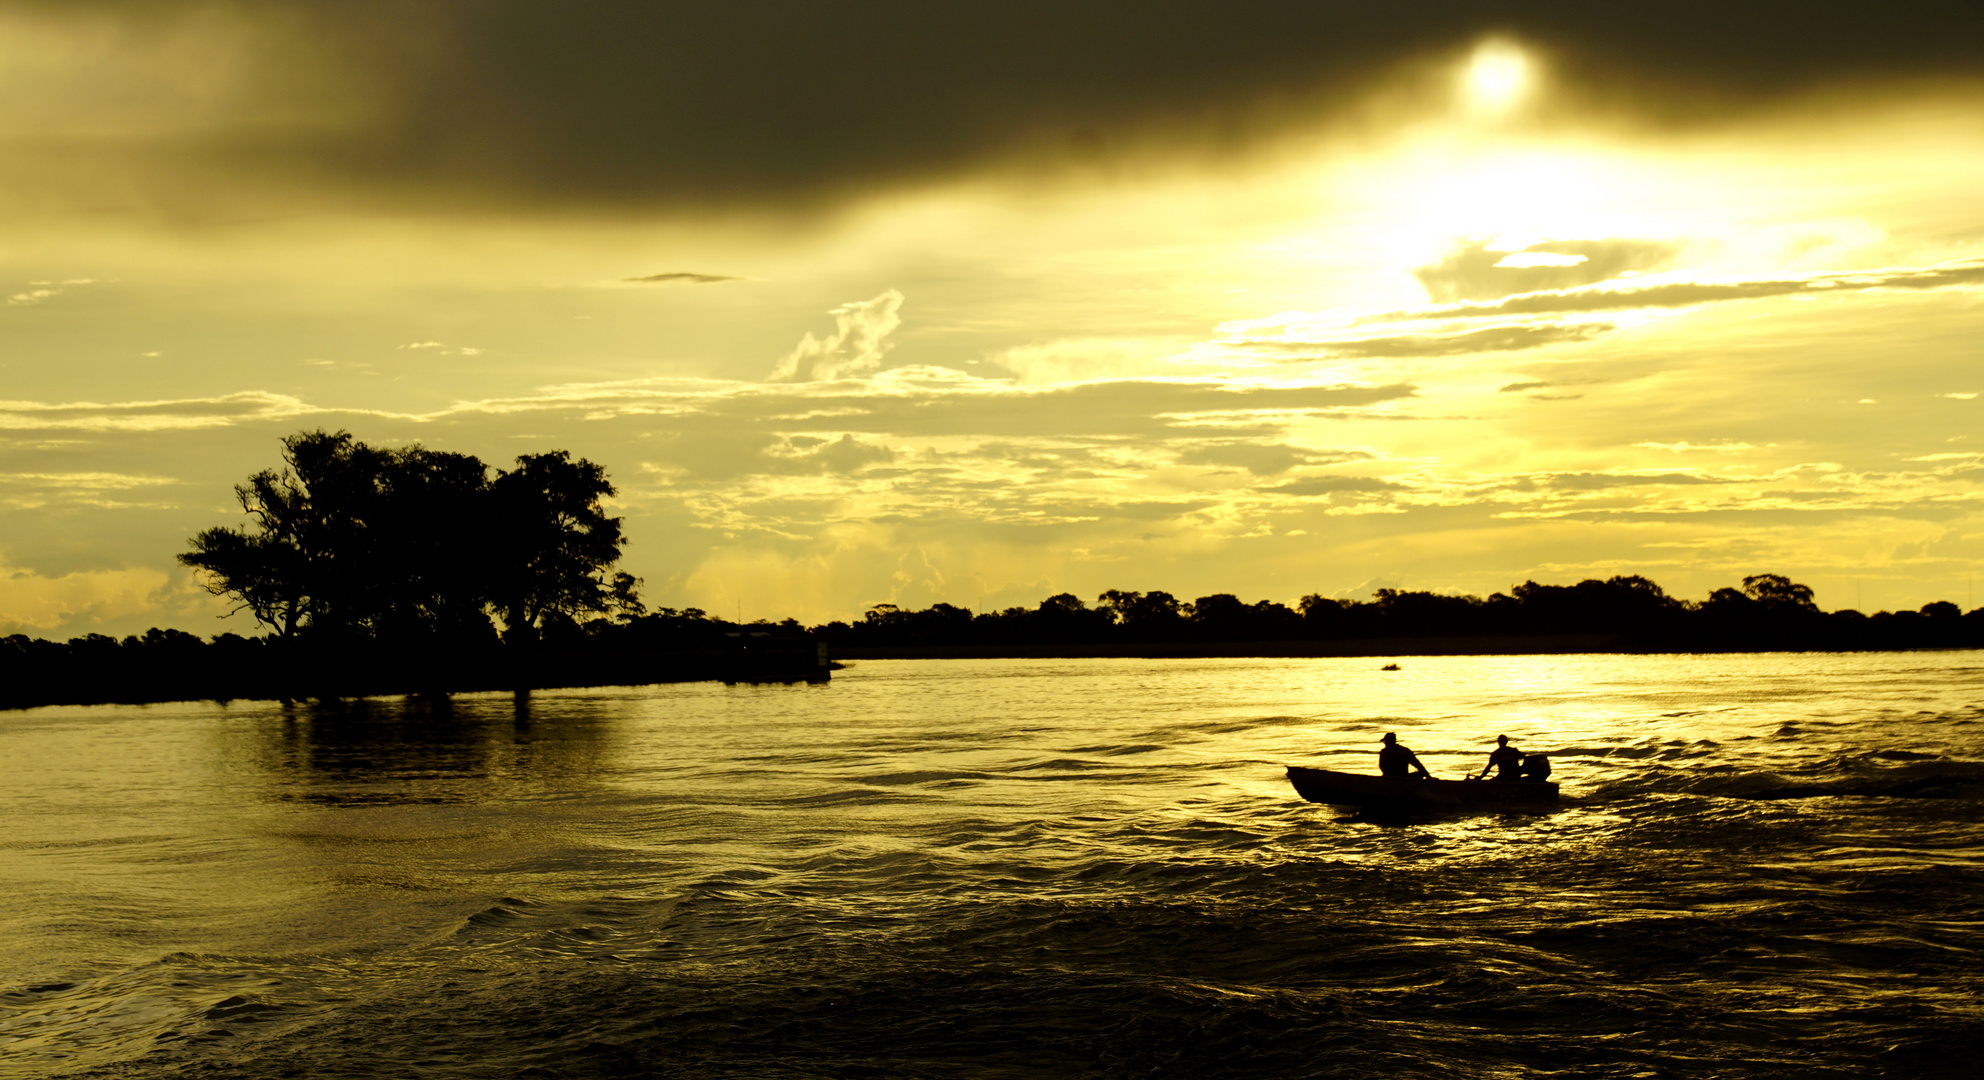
[{"left": 181, "top": 431, "right": 640, "bottom": 647}]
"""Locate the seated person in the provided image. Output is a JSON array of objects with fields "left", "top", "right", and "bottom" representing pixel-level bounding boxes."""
[
  {"left": 1378, "top": 732, "right": 1431, "bottom": 779},
  {"left": 1476, "top": 734, "right": 1524, "bottom": 781}
]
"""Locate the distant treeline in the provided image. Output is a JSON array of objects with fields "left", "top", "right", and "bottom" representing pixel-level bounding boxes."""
[{"left": 811, "top": 575, "right": 1984, "bottom": 653}]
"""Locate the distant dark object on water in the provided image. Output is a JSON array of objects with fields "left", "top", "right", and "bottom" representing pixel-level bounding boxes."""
[
  {"left": 1286, "top": 765, "right": 1559, "bottom": 813},
  {"left": 1380, "top": 662, "right": 1401, "bottom": 670}
]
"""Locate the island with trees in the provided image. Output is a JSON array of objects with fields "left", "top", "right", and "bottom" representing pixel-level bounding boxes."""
[
  {"left": 1, "top": 431, "right": 826, "bottom": 709},
  {"left": 3, "top": 431, "right": 1981, "bottom": 709}
]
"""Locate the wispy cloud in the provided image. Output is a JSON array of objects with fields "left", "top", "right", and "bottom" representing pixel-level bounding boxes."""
[
  {"left": 399, "top": 341, "right": 483, "bottom": 355},
  {"left": 8, "top": 278, "right": 98, "bottom": 305},
  {"left": 0, "top": 392, "right": 316, "bottom": 432},
  {"left": 0, "top": 472, "right": 178, "bottom": 490},
  {"left": 1271, "top": 475, "right": 1408, "bottom": 496},
  {"left": 1374, "top": 258, "right": 1984, "bottom": 323},
  {"left": 0, "top": 471, "right": 183, "bottom": 511},
  {"left": 1214, "top": 257, "right": 1984, "bottom": 365},
  {"left": 0, "top": 367, "right": 1418, "bottom": 450},
  {"left": 1237, "top": 321, "right": 1610, "bottom": 360},
  {"left": 1541, "top": 471, "right": 1732, "bottom": 491},
  {"left": 1636, "top": 441, "right": 1767, "bottom": 454},
  {"left": 623, "top": 272, "right": 744, "bottom": 285}
]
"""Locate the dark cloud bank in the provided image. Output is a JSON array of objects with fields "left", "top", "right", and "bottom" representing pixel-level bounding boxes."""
[{"left": 43, "top": 0, "right": 1984, "bottom": 210}]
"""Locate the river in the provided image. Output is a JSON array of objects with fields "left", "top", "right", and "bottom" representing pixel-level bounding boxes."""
[{"left": 3, "top": 652, "right": 1980, "bottom": 1078}]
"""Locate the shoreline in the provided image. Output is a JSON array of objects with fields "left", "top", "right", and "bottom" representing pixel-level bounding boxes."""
[{"left": 11, "top": 640, "right": 1981, "bottom": 711}]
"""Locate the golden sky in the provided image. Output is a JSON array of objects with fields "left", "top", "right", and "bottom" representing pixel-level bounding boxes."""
[{"left": 4, "top": 2, "right": 1983, "bottom": 636}]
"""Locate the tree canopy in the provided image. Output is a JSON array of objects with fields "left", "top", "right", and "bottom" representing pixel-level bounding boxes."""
[{"left": 181, "top": 430, "right": 641, "bottom": 648}]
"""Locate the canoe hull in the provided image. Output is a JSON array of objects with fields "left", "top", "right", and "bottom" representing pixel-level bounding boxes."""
[{"left": 1286, "top": 765, "right": 1558, "bottom": 811}]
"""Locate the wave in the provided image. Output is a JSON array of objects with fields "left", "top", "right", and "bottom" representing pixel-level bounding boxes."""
[{"left": 1579, "top": 757, "right": 1984, "bottom": 802}]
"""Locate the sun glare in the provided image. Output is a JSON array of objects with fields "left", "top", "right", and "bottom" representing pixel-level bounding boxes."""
[
  {"left": 1321, "top": 137, "right": 1689, "bottom": 282},
  {"left": 1409, "top": 148, "right": 1615, "bottom": 246},
  {"left": 1464, "top": 40, "right": 1529, "bottom": 113}
]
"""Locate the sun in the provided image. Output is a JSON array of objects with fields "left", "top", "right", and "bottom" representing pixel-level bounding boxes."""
[{"left": 1463, "top": 39, "right": 1530, "bottom": 114}]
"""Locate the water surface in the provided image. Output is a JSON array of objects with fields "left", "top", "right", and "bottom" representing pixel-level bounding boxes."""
[{"left": 3, "top": 653, "right": 1980, "bottom": 1077}]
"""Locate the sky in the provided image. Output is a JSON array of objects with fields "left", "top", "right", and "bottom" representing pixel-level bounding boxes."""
[{"left": 4, "top": 1, "right": 1983, "bottom": 639}]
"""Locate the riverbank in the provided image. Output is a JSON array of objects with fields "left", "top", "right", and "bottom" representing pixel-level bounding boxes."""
[{"left": 0, "top": 635, "right": 830, "bottom": 710}]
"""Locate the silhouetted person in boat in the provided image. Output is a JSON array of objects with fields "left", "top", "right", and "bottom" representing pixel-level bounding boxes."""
[
  {"left": 1473, "top": 734, "right": 1524, "bottom": 781},
  {"left": 1379, "top": 732, "right": 1431, "bottom": 779}
]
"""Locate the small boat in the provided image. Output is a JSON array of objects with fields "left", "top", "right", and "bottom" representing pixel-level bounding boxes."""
[{"left": 1285, "top": 765, "right": 1559, "bottom": 812}]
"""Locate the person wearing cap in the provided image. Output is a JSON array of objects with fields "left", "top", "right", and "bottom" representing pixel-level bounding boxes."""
[
  {"left": 1378, "top": 732, "right": 1431, "bottom": 779},
  {"left": 1473, "top": 734, "right": 1524, "bottom": 781}
]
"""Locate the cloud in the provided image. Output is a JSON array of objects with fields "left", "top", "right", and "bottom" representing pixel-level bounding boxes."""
[
  {"left": 813, "top": 434, "right": 894, "bottom": 473},
  {"left": 1218, "top": 256, "right": 1984, "bottom": 364},
  {"left": 399, "top": 341, "right": 483, "bottom": 355},
  {"left": 1542, "top": 471, "right": 1732, "bottom": 491},
  {"left": 1499, "top": 381, "right": 1550, "bottom": 393},
  {"left": 746, "top": 376, "right": 1418, "bottom": 438},
  {"left": 770, "top": 433, "right": 894, "bottom": 474},
  {"left": 7, "top": 278, "right": 98, "bottom": 305},
  {"left": 0, "top": 367, "right": 1417, "bottom": 453},
  {"left": 623, "top": 272, "right": 743, "bottom": 284},
  {"left": 1373, "top": 258, "right": 1984, "bottom": 323},
  {"left": 1171, "top": 443, "right": 1375, "bottom": 477},
  {"left": 0, "top": 472, "right": 177, "bottom": 490},
  {"left": 1176, "top": 442, "right": 1315, "bottom": 475},
  {"left": 768, "top": 289, "right": 906, "bottom": 382},
  {"left": 11, "top": 4, "right": 1983, "bottom": 215},
  {"left": 1415, "top": 238, "right": 1678, "bottom": 302},
  {"left": 0, "top": 471, "right": 182, "bottom": 512},
  {"left": 0, "top": 559, "right": 175, "bottom": 634},
  {"left": 1244, "top": 321, "right": 1610, "bottom": 360},
  {"left": 1635, "top": 440, "right": 1765, "bottom": 454},
  {"left": 0, "top": 392, "right": 314, "bottom": 432},
  {"left": 1272, "top": 476, "right": 1408, "bottom": 496},
  {"left": 987, "top": 337, "right": 1197, "bottom": 384}
]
